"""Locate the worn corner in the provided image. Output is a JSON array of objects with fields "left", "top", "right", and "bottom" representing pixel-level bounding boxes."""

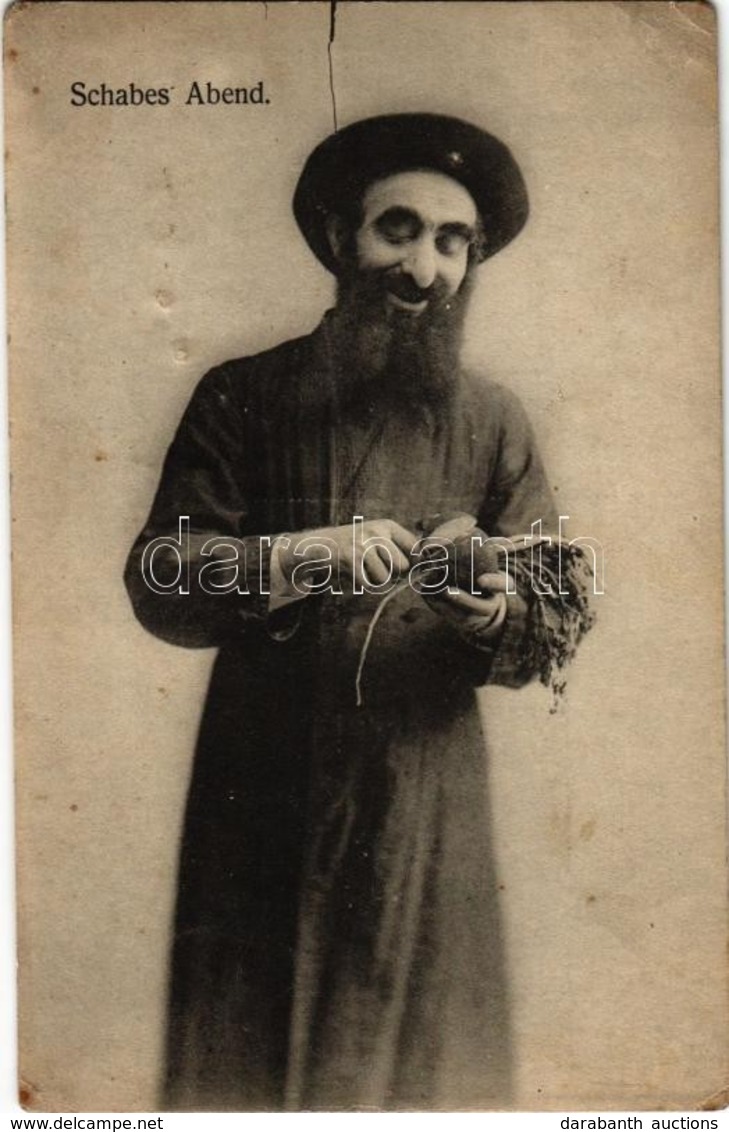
[
  {"left": 5, "top": 0, "right": 60, "bottom": 34},
  {"left": 18, "top": 1076, "right": 40, "bottom": 1111},
  {"left": 697, "top": 1084, "right": 729, "bottom": 1111},
  {"left": 4, "top": 0, "right": 34, "bottom": 31},
  {"left": 676, "top": 0, "right": 718, "bottom": 35}
]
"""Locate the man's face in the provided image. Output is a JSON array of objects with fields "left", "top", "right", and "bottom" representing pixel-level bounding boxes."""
[
  {"left": 352, "top": 169, "right": 479, "bottom": 315},
  {"left": 325, "top": 168, "right": 480, "bottom": 416}
]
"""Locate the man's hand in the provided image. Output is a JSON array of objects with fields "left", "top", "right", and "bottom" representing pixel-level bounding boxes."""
[
  {"left": 426, "top": 570, "right": 510, "bottom": 641},
  {"left": 277, "top": 519, "right": 417, "bottom": 593}
]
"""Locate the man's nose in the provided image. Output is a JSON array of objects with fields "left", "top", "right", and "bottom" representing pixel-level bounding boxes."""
[{"left": 403, "top": 237, "right": 437, "bottom": 289}]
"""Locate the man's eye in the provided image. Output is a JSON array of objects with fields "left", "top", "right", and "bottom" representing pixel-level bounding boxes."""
[
  {"left": 374, "top": 212, "right": 420, "bottom": 244},
  {"left": 436, "top": 232, "right": 469, "bottom": 256},
  {"left": 378, "top": 223, "right": 416, "bottom": 245}
]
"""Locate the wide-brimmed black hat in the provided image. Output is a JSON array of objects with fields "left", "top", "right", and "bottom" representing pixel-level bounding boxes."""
[{"left": 293, "top": 112, "right": 529, "bottom": 274}]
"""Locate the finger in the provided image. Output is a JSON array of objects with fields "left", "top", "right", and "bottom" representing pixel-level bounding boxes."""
[
  {"left": 488, "top": 593, "right": 508, "bottom": 631},
  {"left": 381, "top": 541, "right": 411, "bottom": 576},
  {"left": 459, "top": 596, "right": 508, "bottom": 644},
  {"left": 357, "top": 550, "right": 391, "bottom": 588},
  {"left": 464, "top": 592, "right": 508, "bottom": 627},
  {"left": 427, "top": 514, "right": 477, "bottom": 541},
  {"left": 361, "top": 543, "right": 406, "bottom": 582},
  {"left": 335, "top": 550, "right": 357, "bottom": 581},
  {"left": 474, "top": 571, "right": 512, "bottom": 594},
  {"left": 383, "top": 521, "right": 419, "bottom": 558},
  {"left": 440, "top": 588, "right": 503, "bottom": 616}
]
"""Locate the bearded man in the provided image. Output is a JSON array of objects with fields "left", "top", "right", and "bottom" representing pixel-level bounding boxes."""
[{"left": 125, "top": 113, "right": 581, "bottom": 1111}]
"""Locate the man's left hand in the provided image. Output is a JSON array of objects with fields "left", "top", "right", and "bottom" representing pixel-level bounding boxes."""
[{"left": 426, "top": 571, "right": 510, "bottom": 641}]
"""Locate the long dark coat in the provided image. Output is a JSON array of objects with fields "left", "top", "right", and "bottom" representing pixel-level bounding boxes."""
[{"left": 125, "top": 316, "right": 557, "bottom": 1111}]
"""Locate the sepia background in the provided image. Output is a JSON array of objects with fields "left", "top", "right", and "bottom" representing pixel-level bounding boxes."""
[{"left": 6, "top": 0, "right": 725, "bottom": 1112}]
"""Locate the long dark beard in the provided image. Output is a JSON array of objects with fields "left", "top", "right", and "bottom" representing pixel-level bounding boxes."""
[{"left": 324, "top": 266, "right": 474, "bottom": 422}]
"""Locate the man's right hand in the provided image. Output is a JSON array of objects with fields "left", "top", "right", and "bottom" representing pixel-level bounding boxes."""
[{"left": 277, "top": 519, "right": 417, "bottom": 594}]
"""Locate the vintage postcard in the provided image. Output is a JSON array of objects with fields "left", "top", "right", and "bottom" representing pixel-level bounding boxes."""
[{"left": 5, "top": 0, "right": 726, "bottom": 1115}]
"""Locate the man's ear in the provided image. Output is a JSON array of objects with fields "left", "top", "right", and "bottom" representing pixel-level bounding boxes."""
[{"left": 325, "top": 214, "right": 348, "bottom": 262}]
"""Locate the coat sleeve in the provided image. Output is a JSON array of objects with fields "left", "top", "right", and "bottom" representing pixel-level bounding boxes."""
[
  {"left": 469, "top": 386, "right": 561, "bottom": 690},
  {"left": 124, "top": 363, "right": 300, "bottom": 648}
]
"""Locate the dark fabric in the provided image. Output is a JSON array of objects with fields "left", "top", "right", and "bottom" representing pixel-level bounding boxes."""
[{"left": 125, "top": 317, "right": 558, "bottom": 1111}]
